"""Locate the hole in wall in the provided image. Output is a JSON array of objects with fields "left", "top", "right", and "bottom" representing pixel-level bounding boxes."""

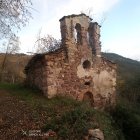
[
  {"left": 82, "top": 60, "right": 91, "bottom": 69},
  {"left": 85, "top": 81, "right": 90, "bottom": 85}
]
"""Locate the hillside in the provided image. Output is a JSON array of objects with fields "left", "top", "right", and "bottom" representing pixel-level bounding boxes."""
[
  {"left": 0, "top": 53, "right": 31, "bottom": 83},
  {"left": 0, "top": 52, "right": 140, "bottom": 103},
  {"left": 0, "top": 83, "right": 124, "bottom": 140},
  {"left": 102, "top": 52, "right": 140, "bottom": 80},
  {"left": 0, "top": 53, "right": 140, "bottom": 139},
  {"left": 102, "top": 53, "right": 140, "bottom": 140},
  {"left": 103, "top": 52, "right": 140, "bottom": 103},
  {"left": 1, "top": 52, "right": 140, "bottom": 82}
]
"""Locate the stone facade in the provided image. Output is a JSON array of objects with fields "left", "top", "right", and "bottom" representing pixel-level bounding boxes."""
[{"left": 25, "top": 14, "right": 116, "bottom": 109}]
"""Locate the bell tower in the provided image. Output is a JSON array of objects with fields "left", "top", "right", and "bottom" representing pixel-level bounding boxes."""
[{"left": 59, "top": 14, "right": 101, "bottom": 61}]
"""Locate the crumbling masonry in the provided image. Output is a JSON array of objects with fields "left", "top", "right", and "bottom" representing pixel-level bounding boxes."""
[{"left": 25, "top": 14, "right": 116, "bottom": 109}]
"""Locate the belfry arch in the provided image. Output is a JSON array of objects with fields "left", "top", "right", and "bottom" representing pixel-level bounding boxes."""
[{"left": 75, "top": 23, "right": 82, "bottom": 45}]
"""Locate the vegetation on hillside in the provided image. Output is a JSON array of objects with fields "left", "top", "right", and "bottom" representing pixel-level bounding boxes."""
[
  {"left": 112, "top": 100, "right": 140, "bottom": 140},
  {"left": 0, "top": 52, "right": 140, "bottom": 139},
  {"left": 103, "top": 52, "right": 140, "bottom": 103},
  {"left": 103, "top": 52, "right": 140, "bottom": 140},
  {"left": 0, "top": 83, "right": 124, "bottom": 140},
  {"left": 0, "top": 54, "right": 31, "bottom": 83}
]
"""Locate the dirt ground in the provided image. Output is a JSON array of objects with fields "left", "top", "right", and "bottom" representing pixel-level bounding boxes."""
[{"left": 0, "top": 90, "right": 53, "bottom": 140}]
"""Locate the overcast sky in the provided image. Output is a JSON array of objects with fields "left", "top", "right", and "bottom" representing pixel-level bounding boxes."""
[{"left": 19, "top": 0, "right": 140, "bottom": 60}]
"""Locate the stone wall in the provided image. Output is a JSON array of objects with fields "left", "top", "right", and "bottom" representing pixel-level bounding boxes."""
[
  {"left": 25, "top": 54, "right": 45, "bottom": 89},
  {"left": 25, "top": 14, "right": 117, "bottom": 109},
  {"left": 27, "top": 50, "right": 116, "bottom": 109}
]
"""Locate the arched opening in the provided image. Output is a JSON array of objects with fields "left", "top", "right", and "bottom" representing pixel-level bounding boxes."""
[
  {"left": 75, "top": 23, "right": 82, "bottom": 45},
  {"left": 82, "top": 60, "right": 91, "bottom": 69},
  {"left": 83, "top": 92, "right": 94, "bottom": 106},
  {"left": 87, "top": 27, "right": 90, "bottom": 45}
]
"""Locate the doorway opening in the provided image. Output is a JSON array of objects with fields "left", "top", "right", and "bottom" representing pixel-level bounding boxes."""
[{"left": 83, "top": 91, "right": 94, "bottom": 106}]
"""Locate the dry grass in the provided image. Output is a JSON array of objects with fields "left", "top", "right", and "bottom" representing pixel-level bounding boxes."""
[{"left": 0, "top": 54, "right": 32, "bottom": 83}]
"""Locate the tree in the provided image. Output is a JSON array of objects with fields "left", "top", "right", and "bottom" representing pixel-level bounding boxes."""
[
  {"left": 0, "top": 35, "right": 20, "bottom": 82},
  {"left": 34, "top": 33, "right": 61, "bottom": 53},
  {"left": 6, "top": 35, "right": 20, "bottom": 54},
  {"left": 0, "top": 0, "right": 32, "bottom": 82},
  {"left": 0, "top": 0, "right": 32, "bottom": 38}
]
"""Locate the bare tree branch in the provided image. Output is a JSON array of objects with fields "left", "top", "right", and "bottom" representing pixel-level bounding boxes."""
[
  {"left": 0, "top": 0, "right": 32, "bottom": 38},
  {"left": 34, "top": 32, "right": 61, "bottom": 54}
]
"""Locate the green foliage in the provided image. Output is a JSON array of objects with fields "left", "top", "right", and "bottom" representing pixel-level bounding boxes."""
[
  {"left": 0, "top": 83, "right": 124, "bottom": 140},
  {"left": 118, "top": 75, "right": 140, "bottom": 103},
  {"left": 44, "top": 105, "right": 123, "bottom": 140},
  {"left": 103, "top": 52, "right": 140, "bottom": 140},
  {"left": 1, "top": 53, "right": 140, "bottom": 139},
  {"left": 112, "top": 101, "right": 140, "bottom": 140},
  {"left": 0, "top": 82, "right": 40, "bottom": 98}
]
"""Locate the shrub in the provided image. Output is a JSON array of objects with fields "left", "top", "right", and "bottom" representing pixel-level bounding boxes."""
[{"left": 112, "top": 102, "right": 140, "bottom": 140}]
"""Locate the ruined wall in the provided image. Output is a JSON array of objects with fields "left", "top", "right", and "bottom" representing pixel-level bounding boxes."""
[
  {"left": 76, "top": 58, "right": 116, "bottom": 109},
  {"left": 89, "top": 22, "right": 101, "bottom": 56},
  {"left": 25, "top": 14, "right": 116, "bottom": 109},
  {"left": 25, "top": 56, "right": 44, "bottom": 90},
  {"left": 42, "top": 49, "right": 66, "bottom": 98},
  {"left": 60, "top": 14, "right": 101, "bottom": 60},
  {"left": 42, "top": 48, "right": 116, "bottom": 109}
]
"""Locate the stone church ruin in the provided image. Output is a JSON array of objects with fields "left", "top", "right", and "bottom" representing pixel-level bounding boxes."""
[{"left": 25, "top": 14, "right": 116, "bottom": 109}]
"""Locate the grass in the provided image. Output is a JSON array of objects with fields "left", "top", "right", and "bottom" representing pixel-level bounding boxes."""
[
  {"left": 0, "top": 83, "right": 124, "bottom": 140},
  {"left": 0, "top": 82, "right": 40, "bottom": 97},
  {"left": 111, "top": 98, "right": 140, "bottom": 140},
  {"left": 43, "top": 106, "right": 124, "bottom": 140}
]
